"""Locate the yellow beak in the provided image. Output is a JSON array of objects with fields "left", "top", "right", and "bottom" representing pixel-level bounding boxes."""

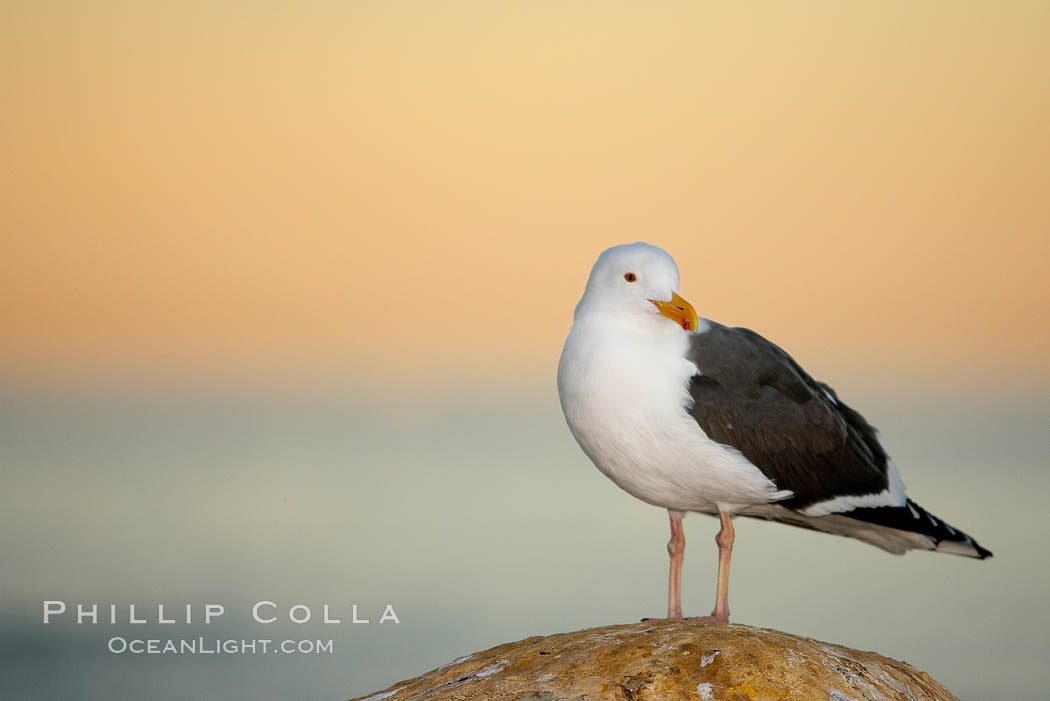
[{"left": 650, "top": 292, "right": 699, "bottom": 332}]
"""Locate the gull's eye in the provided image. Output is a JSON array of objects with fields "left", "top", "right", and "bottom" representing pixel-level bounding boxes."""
[{"left": 624, "top": 272, "right": 637, "bottom": 283}]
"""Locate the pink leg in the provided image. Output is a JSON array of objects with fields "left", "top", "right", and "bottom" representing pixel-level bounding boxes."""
[
  {"left": 710, "top": 510, "right": 735, "bottom": 622},
  {"left": 667, "top": 511, "right": 685, "bottom": 620}
]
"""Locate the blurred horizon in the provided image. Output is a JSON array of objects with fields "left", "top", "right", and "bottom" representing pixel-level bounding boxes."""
[{"left": 2, "top": 382, "right": 1047, "bottom": 700}]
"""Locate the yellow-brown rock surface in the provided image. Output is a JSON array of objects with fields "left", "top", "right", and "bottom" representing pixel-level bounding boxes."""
[{"left": 351, "top": 619, "right": 958, "bottom": 701}]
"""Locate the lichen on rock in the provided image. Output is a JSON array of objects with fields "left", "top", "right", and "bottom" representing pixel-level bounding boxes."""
[{"left": 351, "top": 619, "right": 958, "bottom": 701}]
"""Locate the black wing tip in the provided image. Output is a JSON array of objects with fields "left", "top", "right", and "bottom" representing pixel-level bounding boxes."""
[
  {"left": 972, "top": 542, "right": 994, "bottom": 560},
  {"left": 939, "top": 538, "right": 993, "bottom": 560},
  {"left": 845, "top": 499, "right": 992, "bottom": 560}
]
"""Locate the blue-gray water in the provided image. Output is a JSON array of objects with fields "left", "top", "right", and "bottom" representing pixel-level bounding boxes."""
[{"left": 1, "top": 384, "right": 1047, "bottom": 700}]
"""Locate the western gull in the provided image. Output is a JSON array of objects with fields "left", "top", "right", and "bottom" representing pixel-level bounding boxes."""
[{"left": 557, "top": 242, "right": 991, "bottom": 622}]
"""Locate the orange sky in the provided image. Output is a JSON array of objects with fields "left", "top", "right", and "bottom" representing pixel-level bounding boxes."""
[{"left": 2, "top": 2, "right": 1048, "bottom": 391}]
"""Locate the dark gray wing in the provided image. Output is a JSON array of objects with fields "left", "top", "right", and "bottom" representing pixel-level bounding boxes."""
[{"left": 687, "top": 322, "right": 890, "bottom": 510}]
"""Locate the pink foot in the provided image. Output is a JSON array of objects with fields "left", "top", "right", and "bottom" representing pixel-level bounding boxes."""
[
  {"left": 640, "top": 613, "right": 728, "bottom": 623},
  {"left": 686, "top": 613, "right": 729, "bottom": 623}
]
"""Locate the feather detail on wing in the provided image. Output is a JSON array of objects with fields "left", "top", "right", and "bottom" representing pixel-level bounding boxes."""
[{"left": 686, "top": 323, "right": 900, "bottom": 512}]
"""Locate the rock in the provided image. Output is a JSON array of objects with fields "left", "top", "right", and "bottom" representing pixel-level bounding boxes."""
[{"left": 351, "top": 619, "right": 958, "bottom": 701}]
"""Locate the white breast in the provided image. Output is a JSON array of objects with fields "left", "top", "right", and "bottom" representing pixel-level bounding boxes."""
[{"left": 557, "top": 315, "right": 793, "bottom": 513}]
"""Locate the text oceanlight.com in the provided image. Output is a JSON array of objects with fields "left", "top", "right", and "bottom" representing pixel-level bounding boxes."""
[{"left": 107, "top": 637, "right": 335, "bottom": 655}]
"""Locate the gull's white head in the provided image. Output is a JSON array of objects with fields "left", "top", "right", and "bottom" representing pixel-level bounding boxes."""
[{"left": 573, "top": 242, "right": 698, "bottom": 331}]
